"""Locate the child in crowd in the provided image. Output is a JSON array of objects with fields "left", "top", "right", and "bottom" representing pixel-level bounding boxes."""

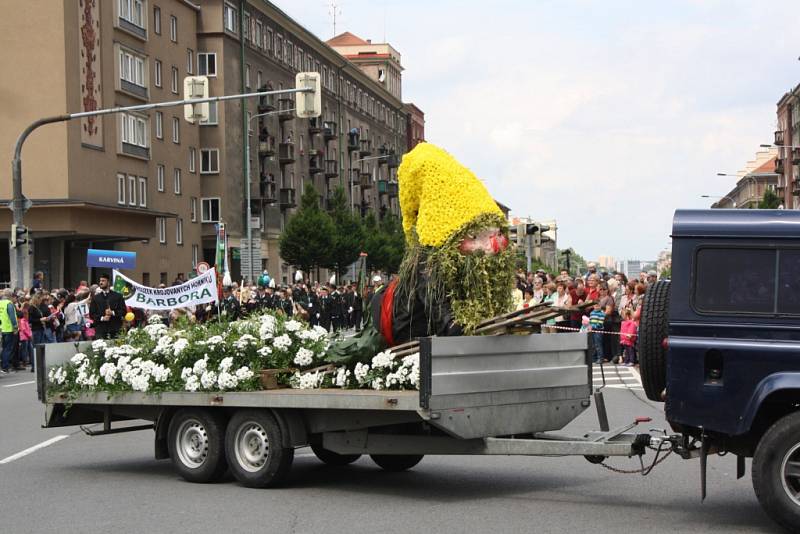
[
  {"left": 589, "top": 302, "right": 606, "bottom": 363},
  {"left": 620, "top": 308, "right": 638, "bottom": 366},
  {"left": 18, "top": 308, "right": 33, "bottom": 371}
]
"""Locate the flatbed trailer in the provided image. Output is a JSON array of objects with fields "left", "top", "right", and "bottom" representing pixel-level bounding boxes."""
[{"left": 36, "top": 333, "right": 660, "bottom": 487}]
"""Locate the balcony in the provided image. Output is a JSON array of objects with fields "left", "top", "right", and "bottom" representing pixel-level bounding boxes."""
[
  {"left": 308, "top": 117, "right": 322, "bottom": 135},
  {"left": 347, "top": 132, "right": 360, "bottom": 152},
  {"left": 279, "top": 187, "right": 296, "bottom": 209},
  {"left": 775, "top": 130, "right": 785, "bottom": 146},
  {"left": 360, "top": 172, "right": 373, "bottom": 189},
  {"left": 377, "top": 179, "right": 388, "bottom": 194},
  {"left": 349, "top": 169, "right": 360, "bottom": 187},
  {"left": 258, "top": 135, "right": 276, "bottom": 157},
  {"left": 793, "top": 148, "right": 800, "bottom": 166},
  {"left": 309, "top": 155, "right": 323, "bottom": 174},
  {"left": 278, "top": 98, "right": 294, "bottom": 122},
  {"left": 258, "top": 92, "right": 276, "bottom": 113},
  {"left": 387, "top": 154, "right": 400, "bottom": 168},
  {"left": 258, "top": 178, "right": 277, "bottom": 204},
  {"left": 121, "top": 142, "right": 150, "bottom": 160},
  {"left": 359, "top": 139, "right": 372, "bottom": 157},
  {"left": 278, "top": 142, "right": 295, "bottom": 164},
  {"left": 388, "top": 181, "right": 399, "bottom": 197},
  {"left": 324, "top": 159, "right": 338, "bottom": 178},
  {"left": 776, "top": 158, "right": 785, "bottom": 175},
  {"left": 323, "top": 121, "right": 337, "bottom": 141},
  {"left": 793, "top": 180, "right": 800, "bottom": 197}
]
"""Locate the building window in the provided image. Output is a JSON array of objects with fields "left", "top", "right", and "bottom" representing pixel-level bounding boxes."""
[
  {"left": 200, "top": 101, "right": 218, "bottom": 125},
  {"left": 176, "top": 218, "right": 183, "bottom": 245},
  {"left": 255, "top": 20, "right": 263, "bottom": 48},
  {"left": 172, "top": 117, "right": 180, "bottom": 143},
  {"left": 266, "top": 29, "right": 273, "bottom": 53},
  {"left": 243, "top": 11, "right": 250, "bottom": 41},
  {"left": 186, "top": 49, "right": 194, "bottom": 74},
  {"left": 169, "top": 15, "right": 177, "bottom": 42},
  {"left": 120, "top": 113, "right": 148, "bottom": 148},
  {"left": 246, "top": 111, "right": 253, "bottom": 134},
  {"left": 117, "top": 174, "right": 126, "bottom": 205},
  {"left": 171, "top": 66, "right": 178, "bottom": 93},
  {"left": 245, "top": 63, "right": 251, "bottom": 88},
  {"left": 138, "top": 176, "right": 147, "bottom": 207},
  {"left": 200, "top": 148, "right": 220, "bottom": 174},
  {"left": 154, "top": 59, "right": 162, "bottom": 87},
  {"left": 157, "top": 164, "right": 165, "bottom": 191},
  {"left": 189, "top": 147, "right": 196, "bottom": 173},
  {"left": 155, "top": 111, "right": 163, "bottom": 139},
  {"left": 118, "top": 48, "right": 146, "bottom": 89},
  {"left": 174, "top": 168, "right": 182, "bottom": 194},
  {"left": 153, "top": 5, "right": 161, "bottom": 34},
  {"left": 256, "top": 70, "right": 262, "bottom": 90},
  {"left": 118, "top": 0, "right": 146, "bottom": 30},
  {"left": 128, "top": 175, "right": 137, "bottom": 206},
  {"left": 157, "top": 217, "right": 166, "bottom": 244},
  {"left": 201, "top": 198, "right": 220, "bottom": 222},
  {"left": 197, "top": 52, "right": 216, "bottom": 76},
  {"left": 192, "top": 244, "right": 199, "bottom": 266},
  {"left": 223, "top": 3, "right": 238, "bottom": 33},
  {"left": 190, "top": 197, "right": 197, "bottom": 222}
]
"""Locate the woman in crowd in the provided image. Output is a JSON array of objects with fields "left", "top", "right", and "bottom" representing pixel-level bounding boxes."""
[{"left": 63, "top": 293, "right": 83, "bottom": 342}]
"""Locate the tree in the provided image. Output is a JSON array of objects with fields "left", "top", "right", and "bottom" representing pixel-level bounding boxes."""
[
  {"left": 362, "top": 212, "right": 406, "bottom": 274},
  {"left": 278, "top": 184, "right": 335, "bottom": 276},
  {"left": 758, "top": 188, "right": 782, "bottom": 209},
  {"left": 558, "top": 247, "right": 588, "bottom": 277},
  {"left": 326, "top": 186, "right": 365, "bottom": 278}
]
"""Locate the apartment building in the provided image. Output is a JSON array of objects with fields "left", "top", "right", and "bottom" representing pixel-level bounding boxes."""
[
  {"left": 1, "top": 0, "right": 417, "bottom": 288},
  {"left": 711, "top": 148, "right": 779, "bottom": 209},
  {"left": 0, "top": 0, "right": 201, "bottom": 288},
  {"left": 775, "top": 85, "right": 800, "bottom": 209}
]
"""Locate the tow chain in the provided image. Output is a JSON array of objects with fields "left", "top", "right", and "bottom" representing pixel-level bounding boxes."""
[{"left": 597, "top": 443, "right": 673, "bottom": 475}]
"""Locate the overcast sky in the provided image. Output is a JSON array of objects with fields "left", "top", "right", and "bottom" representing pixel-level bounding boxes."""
[{"left": 273, "top": 0, "right": 800, "bottom": 261}]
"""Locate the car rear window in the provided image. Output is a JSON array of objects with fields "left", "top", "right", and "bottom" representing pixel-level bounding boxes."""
[{"left": 694, "top": 248, "right": 775, "bottom": 314}]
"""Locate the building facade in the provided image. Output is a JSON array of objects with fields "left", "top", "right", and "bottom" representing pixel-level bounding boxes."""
[
  {"left": 404, "top": 103, "right": 425, "bottom": 150},
  {"left": 1, "top": 0, "right": 415, "bottom": 288},
  {"left": 775, "top": 85, "right": 800, "bottom": 209},
  {"left": 711, "top": 149, "right": 779, "bottom": 209}
]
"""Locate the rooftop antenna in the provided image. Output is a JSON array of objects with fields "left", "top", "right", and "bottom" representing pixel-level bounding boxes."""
[{"left": 328, "top": 0, "right": 342, "bottom": 37}]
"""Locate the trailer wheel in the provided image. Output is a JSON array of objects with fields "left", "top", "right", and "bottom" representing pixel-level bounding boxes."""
[
  {"left": 167, "top": 408, "right": 228, "bottom": 483},
  {"left": 310, "top": 443, "right": 361, "bottom": 466},
  {"left": 225, "top": 410, "right": 294, "bottom": 488},
  {"left": 370, "top": 454, "right": 424, "bottom": 472},
  {"left": 752, "top": 411, "right": 800, "bottom": 532},
  {"left": 638, "top": 280, "right": 671, "bottom": 402}
]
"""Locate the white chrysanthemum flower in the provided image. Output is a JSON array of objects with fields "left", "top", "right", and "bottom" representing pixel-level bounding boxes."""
[
  {"left": 233, "top": 334, "right": 257, "bottom": 350},
  {"left": 184, "top": 375, "right": 200, "bottom": 392},
  {"left": 257, "top": 346, "right": 272, "bottom": 357},
  {"left": 192, "top": 358, "right": 208, "bottom": 375},
  {"left": 334, "top": 367, "right": 351, "bottom": 388},
  {"left": 130, "top": 374, "right": 150, "bottom": 392},
  {"left": 219, "top": 357, "right": 234, "bottom": 372},
  {"left": 273, "top": 334, "right": 292, "bottom": 350},
  {"left": 293, "top": 347, "right": 314, "bottom": 367},
  {"left": 91, "top": 339, "right": 108, "bottom": 352},
  {"left": 207, "top": 335, "right": 224, "bottom": 346},
  {"left": 180, "top": 367, "right": 193, "bottom": 380},
  {"left": 70, "top": 353, "right": 88, "bottom": 365},
  {"left": 354, "top": 362, "right": 370, "bottom": 385},
  {"left": 371, "top": 377, "right": 384, "bottom": 390},
  {"left": 371, "top": 350, "right": 394, "bottom": 370},
  {"left": 172, "top": 337, "right": 190, "bottom": 357},
  {"left": 200, "top": 371, "right": 217, "bottom": 389},
  {"left": 99, "top": 362, "right": 117, "bottom": 384},
  {"left": 235, "top": 366, "right": 254, "bottom": 380},
  {"left": 284, "top": 319, "right": 302, "bottom": 332},
  {"left": 216, "top": 371, "right": 238, "bottom": 390},
  {"left": 151, "top": 364, "right": 170, "bottom": 383},
  {"left": 296, "top": 371, "right": 322, "bottom": 389}
]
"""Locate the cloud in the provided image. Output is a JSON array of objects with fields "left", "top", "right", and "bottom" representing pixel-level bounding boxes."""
[{"left": 274, "top": 0, "right": 800, "bottom": 261}]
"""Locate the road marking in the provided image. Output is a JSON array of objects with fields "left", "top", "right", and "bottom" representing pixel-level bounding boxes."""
[
  {"left": 0, "top": 435, "right": 69, "bottom": 465},
  {"left": 3, "top": 380, "right": 35, "bottom": 388}
]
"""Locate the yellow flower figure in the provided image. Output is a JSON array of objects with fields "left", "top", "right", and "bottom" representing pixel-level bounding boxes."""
[{"left": 398, "top": 143, "right": 503, "bottom": 247}]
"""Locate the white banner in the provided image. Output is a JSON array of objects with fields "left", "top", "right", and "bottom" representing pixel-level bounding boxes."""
[{"left": 112, "top": 268, "right": 219, "bottom": 310}]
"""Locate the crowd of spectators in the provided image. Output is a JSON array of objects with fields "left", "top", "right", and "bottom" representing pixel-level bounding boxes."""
[
  {"left": 0, "top": 270, "right": 379, "bottom": 375},
  {"left": 514, "top": 262, "right": 661, "bottom": 367}
]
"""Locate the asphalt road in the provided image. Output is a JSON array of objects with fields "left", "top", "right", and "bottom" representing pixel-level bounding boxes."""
[{"left": 0, "top": 366, "right": 783, "bottom": 534}]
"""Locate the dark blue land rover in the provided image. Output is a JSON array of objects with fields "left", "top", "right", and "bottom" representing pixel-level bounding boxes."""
[{"left": 639, "top": 209, "right": 800, "bottom": 532}]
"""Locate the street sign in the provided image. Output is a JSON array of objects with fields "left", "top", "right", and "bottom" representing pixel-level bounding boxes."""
[
  {"left": 195, "top": 261, "right": 210, "bottom": 274},
  {"left": 87, "top": 249, "right": 137, "bottom": 270},
  {"left": 183, "top": 76, "right": 209, "bottom": 124},
  {"left": 239, "top": 237, "right": 262, "bottom": 281}
]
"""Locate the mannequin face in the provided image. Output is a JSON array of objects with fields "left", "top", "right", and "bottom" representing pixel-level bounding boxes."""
[{"left": 458, "top": 227, "right": 508, "bottom": 255}]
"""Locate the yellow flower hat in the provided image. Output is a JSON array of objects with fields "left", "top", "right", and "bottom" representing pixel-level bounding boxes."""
[{"left": 398, "top": 143, "right": 503, "bottom": 247}]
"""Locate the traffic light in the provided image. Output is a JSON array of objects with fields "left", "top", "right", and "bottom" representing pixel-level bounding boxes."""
[
  {"left": 295, "top": 72, "right": 321, "bottom": 118},
  {"left": 183, "top": 76, "right": 209, "bottom": 124},
  {"left": 10, "top": 224, "right": 28, "bottom": 249},
  {"left": 533, "top": 224, "right": 551, "bottom": 247}
]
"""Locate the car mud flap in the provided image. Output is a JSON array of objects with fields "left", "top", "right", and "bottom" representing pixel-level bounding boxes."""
[{"left": 736, "top": 454, "right": 745, "bottom": 480}]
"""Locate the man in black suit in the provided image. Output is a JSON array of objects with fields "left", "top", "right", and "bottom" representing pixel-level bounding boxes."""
[{"left": 89, "top": 274, "right": 128, "bottom": 339}]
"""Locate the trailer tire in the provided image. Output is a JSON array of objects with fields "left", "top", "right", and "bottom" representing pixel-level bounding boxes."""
[
  {"left": 225, "top": 410, "right": 294, "bottom": 488},
  {"left": 638, "top": 280, "right": 671, "bottom": 402},
  {"left": 167, "top": 408, "right": 228, "bottom": 483},
  {"left": 752, "top": 411, "right": 800, "bottom": 532},
  {"left": 370, "top": 454, "right": 424, "bottom": 472},
  {"left": 310, "top": 443, "right": 361, "bottom": 466}
]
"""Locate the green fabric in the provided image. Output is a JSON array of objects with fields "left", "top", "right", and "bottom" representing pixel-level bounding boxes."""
[
  {"left": 325, "top": 309, "right": 387, "bottom": 365},
  {"left": 0, "top": 300, "right": 13, "bottom": 333}
]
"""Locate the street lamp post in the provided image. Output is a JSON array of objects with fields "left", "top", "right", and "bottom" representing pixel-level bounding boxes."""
[
  {"left": 701, "top": 194, "right": 736, "bottom": 208},
  {"left": 717, "top": 172, "right": 759, "bottom": 205},
  {"left": 243, "top": 108, "right": 295, "bottom": 285}
]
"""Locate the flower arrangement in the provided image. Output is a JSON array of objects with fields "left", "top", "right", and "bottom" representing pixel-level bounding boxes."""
[{"left": 47, "top": 313, "right": 419, "bottom": 400}]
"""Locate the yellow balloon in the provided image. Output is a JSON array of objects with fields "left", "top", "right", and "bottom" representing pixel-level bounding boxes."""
[{"left": 124, "top": 312, "right": 135, "bottom": 322}]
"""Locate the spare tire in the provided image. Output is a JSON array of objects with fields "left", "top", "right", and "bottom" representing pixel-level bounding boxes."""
[{"left": 638, "top": 280, "right": 670, "bottom": 401}]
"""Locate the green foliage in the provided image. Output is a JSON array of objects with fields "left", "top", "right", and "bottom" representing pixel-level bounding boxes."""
[
  {"left": 758, "top": 188, "right": 782, "bottom": 209},
  {"left": 362, "top": 212, "right": 406, "bottom": 274},
  {"left": 660, "top": 266, "right": 672, "bottom": 279},
  {"left": 558, "top": 247, "right": 587, "bottom": 277},
  {"left": 325, "top": 186, "right": 365, "bottom": 277},
  {"left": 279, "top": 184, "right": 336, "bottom": 274}
]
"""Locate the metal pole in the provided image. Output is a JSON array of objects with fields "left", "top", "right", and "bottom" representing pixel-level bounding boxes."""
[
  {"left": 245, "top": 136, "right": 253, "bottom": 285},
  {"left": 240, "top": 0, "right": 248, "bottom": 285}
]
